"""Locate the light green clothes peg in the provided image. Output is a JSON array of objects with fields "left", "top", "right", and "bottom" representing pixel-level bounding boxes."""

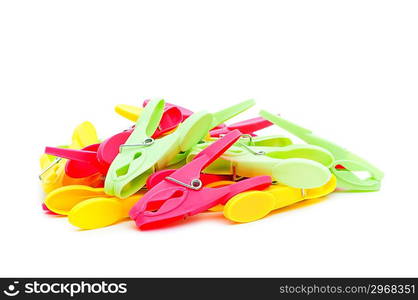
[
  {"left": 259, "top": 110, "right": 384, "bottom": 191},
  {"left": 105, "top": 99, "right": 257, "bottom": 198},
  {"left": 187, "top": 142, "right": 334, "bottom": 189},
  {"left": 105, "top": 99, "right": 212, "bottom": 198}
]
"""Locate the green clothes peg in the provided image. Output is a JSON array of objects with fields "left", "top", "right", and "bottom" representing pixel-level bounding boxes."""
[
  {"left": 187, "top": 142, "right": 334, "bottom": 189},
  {"left": 105, "top": 99, "right": 257, "bottom": 198},
  {"left": 259, "top": 110, "right": 384, "bottom": 191}
]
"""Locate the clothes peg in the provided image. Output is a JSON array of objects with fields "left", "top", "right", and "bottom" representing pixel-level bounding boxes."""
[
  {"left": 188, "top": 140, "right": 334, "bottom": 189},
  {"left": 105, "top": 99, "right": 257, "bottom": 198},
  {"left": 105, "top": 98, "right": 212, "bottom": 198},
  {"left": 129, "top": 130, "right": 272, "bottom": 230},
  {"left": 44, "top": 185, "right": 144, "bottom": 229},
  {"left": 259, "top": 111, "right": 384, "bottom": 191},
  {"left": 45, "top": 143, "right": 102, "bottom": 178},
  {"left": 39, "top": 121, "right": 102, "bottom": 194},
  {"left": 204, "top": 175, "right": 336, "bottom": 222}
]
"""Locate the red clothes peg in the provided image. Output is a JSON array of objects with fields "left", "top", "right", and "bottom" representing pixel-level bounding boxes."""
[{"left": 129, "top": 130, "right": 272, "bottom": 230}]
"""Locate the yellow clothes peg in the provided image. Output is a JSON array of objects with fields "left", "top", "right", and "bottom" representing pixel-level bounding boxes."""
[
  {"left": 206, "top": 175, "right": 336, "bottom": 222},
  {"left": 68, "top": 192, "right": 144, "bottom": 230},
  {"left": 44, "top": 184, "right": 145, "bottom": 229},
  {"left": 39, "top": 121, "right": 100, "bottom": 194}
]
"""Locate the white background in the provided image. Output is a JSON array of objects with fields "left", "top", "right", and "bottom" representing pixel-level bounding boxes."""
[{"left": 0, "top": 0, "right": 417, "bottom": 277}]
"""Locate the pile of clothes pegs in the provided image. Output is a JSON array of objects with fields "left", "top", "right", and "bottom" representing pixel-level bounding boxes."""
[{"left": 39, "top": 99, "right": 384, "bottom": 230}]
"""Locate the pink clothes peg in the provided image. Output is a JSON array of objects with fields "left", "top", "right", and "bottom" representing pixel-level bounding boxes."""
[
  {"left": 129, "top": 130, "right": 272, "bottom": 230},
  {"left": 209, "top": 116, "right": 273, "bottom": 137},
  {"left": 146, "top": 169, "right": 232, "bottom": 190},
  {"left": 44, "top": 144, "right": 103, "bottom": 178}
]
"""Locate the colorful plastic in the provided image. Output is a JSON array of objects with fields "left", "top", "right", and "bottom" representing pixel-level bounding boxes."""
[
  {"left": 105, "top": 99, "right": 257, "bottom": 198},
  {"left": 259, "top": 111, "right": 384, "bottom": 191},
  {"left": 44, "top": 103, "right": 183, "bottom": 178},
  {"left": 105, "top": 99, "right": 212, "bottom": 198},
  {"left": 47, "top": 99, "right": 255, "bottom": 180},
  {"left": 188, "top": 141, "right": 334, "bottom": 189},
  {"left": 129, "top": 130, "right": 272, "bottom": 230}
]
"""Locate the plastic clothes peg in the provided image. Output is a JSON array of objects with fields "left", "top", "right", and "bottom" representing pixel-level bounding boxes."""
[
  {"left": 259, "top": 111, "right": 384, "bottom": 191},
  {"left": 39, "top": 121, "right": 101, "bottom": 194},
  {"left": 105, "top": 99, "right": 257, "bottom": 170},
  {"left": 187, "top": 141, "right": 334, "bottom": 189},
  {"left": 105, "top": 99, "right": 257, "bottom": 198},
  {"left": 205, "top": 175, "right": 337, "bottom": 222},
  {"left": 105, "top": 99, "right": 212, "bottom": 198},
  {"left": 45, "top": 143, "right": 102, "bottom": 178},
  {"left": 129, "top": 130, "right": 272, "bottom": 230}
]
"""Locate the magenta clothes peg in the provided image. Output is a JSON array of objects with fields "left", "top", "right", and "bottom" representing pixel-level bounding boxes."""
[
  {"left": 209, "top": 116, "right": 273, "bottom": 137},
  {"left": 44, "top": 143, "right": 103, "bottom": 178},
  {"left": 129, "top": 130, "right": 272, "bottom": 230}
]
